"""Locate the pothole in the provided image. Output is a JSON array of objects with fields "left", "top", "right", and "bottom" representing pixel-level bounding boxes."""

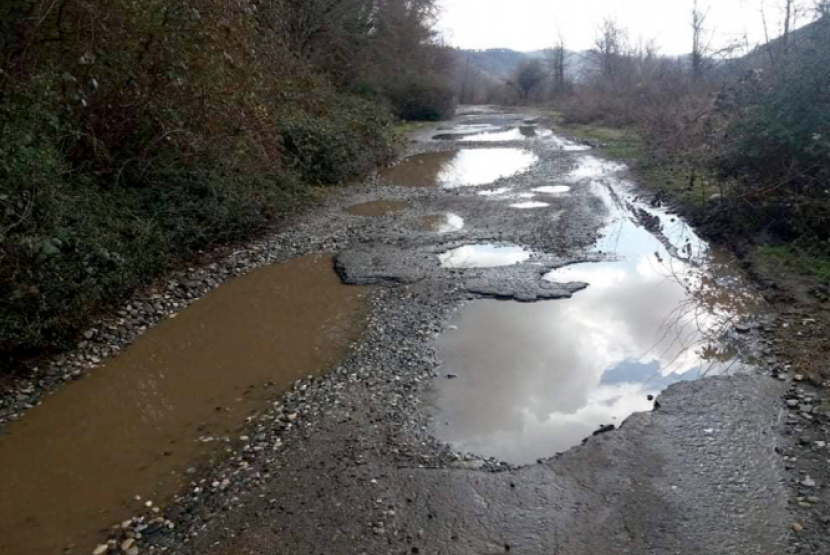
[
  {"left": 380, "top": 151, "right": 458, "bottom": 188},
  {"left": 417, "top": 213, "right": 465, "bottom": 233},
  {"left": 381, "top": 149, "right": 537, "bottom": 189},
  {"left": 533, "top": 185, "right": 571, "bottom": 195},
  {"left": 346, "top": 200, "right": 410, "bottom": 217},
  {"left": 438, "top": 244, "right": 535, "bottom": 269},
  {"left": 510, "top": 201, "right": 550, "bottom": 209},
  {"left": 438, "top": 149, "right": 538, "bottom": 188}
]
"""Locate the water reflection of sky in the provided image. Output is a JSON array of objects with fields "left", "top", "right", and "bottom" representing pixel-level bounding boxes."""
[
  {"left": 434, "top": 156, "right": 758, "bottom": 465},
  {"left": 439, "top": 149, "right": 538, "bottom": 188},
  {"left": 439, "top": 244, "right": 534, "bottom": 269}
]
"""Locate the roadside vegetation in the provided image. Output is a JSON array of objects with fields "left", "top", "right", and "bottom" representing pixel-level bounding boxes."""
[{"left": 0, "top": 0, "right": 455, "bottom": 371}]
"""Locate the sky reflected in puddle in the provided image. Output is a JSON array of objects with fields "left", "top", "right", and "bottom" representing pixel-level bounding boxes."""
[
  {"left": 534, "top": 185, "right": 571, "bottom": 194},
  {"left": 418, "top": 213, "right": 465, "bottom": 233},
  {"left": 439, "top": 244, "right": 534, "bottom": 269},
  {"left": 434, "top": 156, "right": 760, "bottom": 465},
  {"left": 382, "top": 149, "right": 537, "bottom": 189},
  {"left": 510, "top": 201, "right": 550, "bottom": 209},
  {"left": 440, "top": 149, "right": 538, "bottom": 188}
]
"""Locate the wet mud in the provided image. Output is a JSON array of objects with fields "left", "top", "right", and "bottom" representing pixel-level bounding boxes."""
[{"left": 346, "top": 200, "right": 410, "bottom": 217}]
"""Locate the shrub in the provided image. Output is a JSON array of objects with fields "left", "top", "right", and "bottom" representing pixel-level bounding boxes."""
[
  {"left": 279, "top": 96, "right": 396, "bottom": 184},
  {"left": 386, "top": 77, "right": 456, "bottom": 121}
]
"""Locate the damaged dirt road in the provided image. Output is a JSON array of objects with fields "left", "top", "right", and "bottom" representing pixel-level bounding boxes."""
[{"left": 0, "top": 107, "right": 799, "bottom": 555}]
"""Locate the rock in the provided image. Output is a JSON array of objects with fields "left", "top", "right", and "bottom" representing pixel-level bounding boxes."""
[
  {"left": 791, "top": 522, "right": 804, "bottom": 533},
  {"left": 120, "top": 538, "right": 135, "bottom": 552},
  {"left": 794, "top": 374, "right": 805, "bottom": 382},
  {"left": 93, "top": 545, "right": 109, "bottom": 555},
  {"left": 735, "top": 324, "right": 751, "bottom": 333},
  {"left": 647, "top": 395, "right": 654, "bottom": 401},
  {"left": 801, "top": 477, "right": 817, "bottom": 488},
  {"left": 446, "top": 373, "right": 458, "bottom": 379},
  {"left": 787, "top": 400, "right": 799, "bottom": 408},
  {"left": 593, "top": 424, "right": 615, "bottom": 436},
  {"left": 126, "top": 548, "right": 139, "bottom": 555}
]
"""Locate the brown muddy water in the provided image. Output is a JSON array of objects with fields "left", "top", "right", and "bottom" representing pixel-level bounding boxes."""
[
  {"left": 381, "top": 149, "right": 538, "bottom": 189},
  {"left": 379, "top": 151, "right": 458, "bottom": 188},
  {"left": 434, "top": 156, "right": 761, "bottom": 465},
  {"left": 0, "top": 255, "right": 367, "bottom": 555},
  {"left": 346, "top": 200, "right": 410, "bottom": 217}
]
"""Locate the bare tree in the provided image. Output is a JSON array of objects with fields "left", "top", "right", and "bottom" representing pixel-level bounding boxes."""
[
  {"left": 592, "top": 18, "right": 626, "bottom": 78},
  {"left": 551, "top": 31, "right": 568, "bottom": 94},
  {"left": 691, "top": 0, "right": 711, "bottom": 80}
]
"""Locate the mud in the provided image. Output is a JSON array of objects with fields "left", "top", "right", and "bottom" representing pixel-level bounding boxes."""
[
  {"left": 346, "top": 200, "right": 411, "bottom": 216},
  {"left": 0, "top": 255, "right": 366, "bottom": 555}
]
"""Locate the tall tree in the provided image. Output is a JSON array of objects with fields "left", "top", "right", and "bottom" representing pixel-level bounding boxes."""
[
  {"left": 592, "top": 18, "right": 625, "bottom": 78},
  {"left": 691, "top": 0, "right": 710, "bottom": 80}
]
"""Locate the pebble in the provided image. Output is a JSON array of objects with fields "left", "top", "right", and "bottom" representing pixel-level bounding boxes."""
[
  {"left": 792, "top": 522, "right": 804, "bottom": 533},
  {"left": 93, "top": 545, "right": 109, "bottom": 555},
  {"left": 120, "top": 538, "right": 135, "bottom": 551},
  {"left": 801, "top": 477, "right": 817, "bottom": 488}
]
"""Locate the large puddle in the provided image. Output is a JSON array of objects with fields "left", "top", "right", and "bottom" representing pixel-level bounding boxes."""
[
  {"left": 0, "top": 255, "right": 367, "bottom": 554},
  {"left": 382, "top": 149, "right": 537, "bottom": 189},
  {"left": 433, "top": 157, "right": 760, "bottom": 465}
]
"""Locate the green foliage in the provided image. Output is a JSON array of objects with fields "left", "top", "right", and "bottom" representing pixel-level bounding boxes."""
[
  {"left": 718, "top": 17, "right": 830, "bottom": 189},
  {"left": 0, "top": 83, "right": 309, "bottom": 358},
  {"left": 385, "top": 77, "right": 456, "bottom": 121},
  {"left": 0, "top": 0, "right": 450, "bottom": 370},
  {"left": 757, "top": 245, "right": 830, "bottom": 283},
  {"left": 279, "top": 96, "right": 396, "bottom": 184}
]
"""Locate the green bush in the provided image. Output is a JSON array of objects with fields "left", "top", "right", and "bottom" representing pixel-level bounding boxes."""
[
  {"left": 279, "top": 96, "right": 396, "bottom": 184},
  {"left": 386, "top": 77, "right": 456, "bottom": 121},
  {"left": 718, "top": 17, "right": 830, "bottom": 185}
]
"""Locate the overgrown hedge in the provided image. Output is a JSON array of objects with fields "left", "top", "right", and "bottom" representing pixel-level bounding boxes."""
[{"left": 0, "top": 0, "right": 404, "bottom": 370}]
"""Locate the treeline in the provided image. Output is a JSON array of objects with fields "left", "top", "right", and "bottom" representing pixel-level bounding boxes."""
[{"left": 0, "top": 0, "right": 454, "bottom": 368}]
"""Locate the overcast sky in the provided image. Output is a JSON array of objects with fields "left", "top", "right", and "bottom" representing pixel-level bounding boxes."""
[{"left": 438, "top": 0, "right": 810, "bottom": 55}]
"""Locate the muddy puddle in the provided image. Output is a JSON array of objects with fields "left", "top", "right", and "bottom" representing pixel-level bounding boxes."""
[
  {"left": 0, "top": 255, "right": 367, "bottom": 555},
  {"left": 382, "top": 149, "right": 537, "bottom": 189},
  {"left": 380, "top": 151, "right": 458, "bottom": 188},
  {"left": 417, "top": 213, "right": 465, "bottom": 233},
  {"left": 346, "top": 200, "right": 410, "bottom": 217},
  {"left": 433, "top": 157, "right": 761, "bottom": 465},
  {"left": 439, "top": 244, "right": 534, "bottom": 269}
]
